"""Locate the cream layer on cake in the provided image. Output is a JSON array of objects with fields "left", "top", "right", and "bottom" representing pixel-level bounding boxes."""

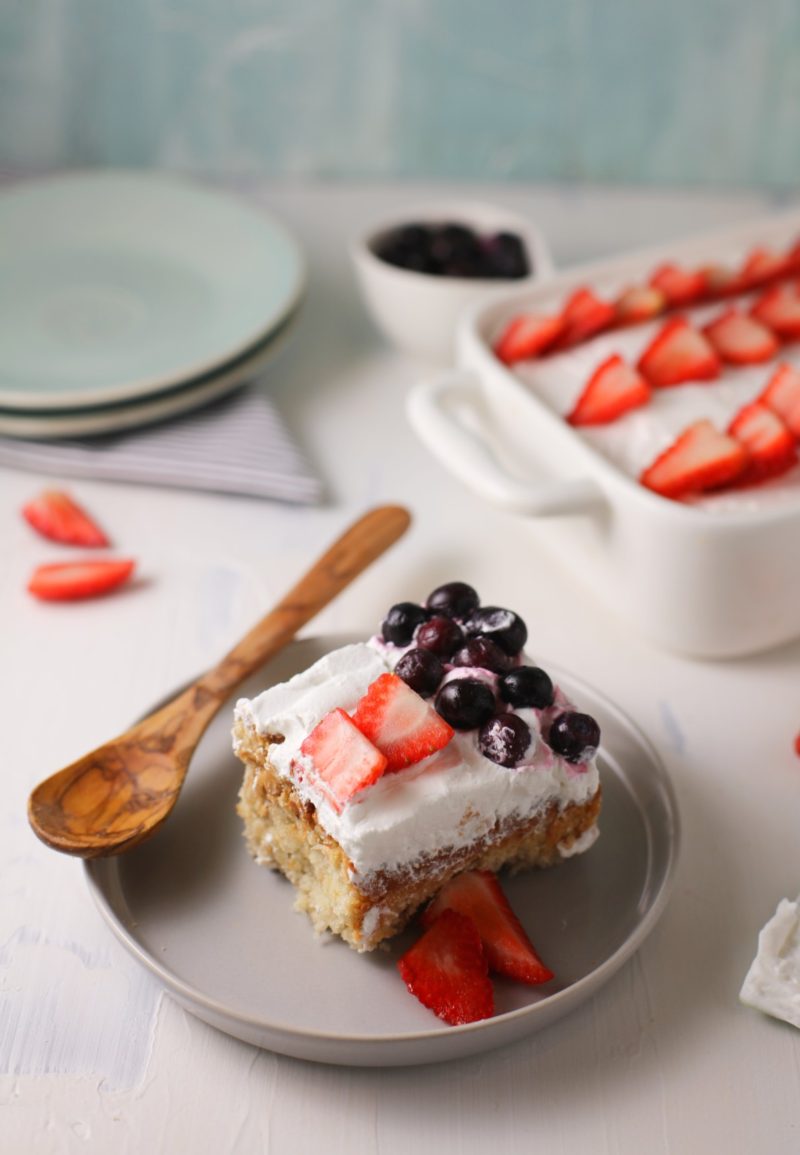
[{"left": 233, "top": 641, "right": 600, "bottom": 885}]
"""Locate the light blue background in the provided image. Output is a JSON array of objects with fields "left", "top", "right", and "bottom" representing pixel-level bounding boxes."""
[{"left": 2, "top": 1, "right": 799, "bottom": 187}]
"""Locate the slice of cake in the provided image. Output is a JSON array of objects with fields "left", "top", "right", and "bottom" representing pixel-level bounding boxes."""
[{"left": 233, "top": 581, "right": 602, "bottom": 952}]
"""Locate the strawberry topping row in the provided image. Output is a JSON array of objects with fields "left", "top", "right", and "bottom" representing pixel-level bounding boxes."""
[
  {"left": 640, "top": 362, "right": 800, "bottom": 500},
  {"left": 493, "top": 239, "right": 800, "bottom": 365}
]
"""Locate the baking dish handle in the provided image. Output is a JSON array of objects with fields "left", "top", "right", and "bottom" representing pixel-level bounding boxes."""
[{"left": 407, "top": 372, "right": 604, "bottom": 517}]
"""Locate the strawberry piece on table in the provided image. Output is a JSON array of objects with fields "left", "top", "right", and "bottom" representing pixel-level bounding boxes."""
[
  {"left": 728, "top": 402, "right": 798, "bottom": 485},
  {"left": 300, "top": 708, "right": 387, "bottom": 811},
  {"left": 397, "top": 908, "right": 494, "bottom": 1025},
  {"left": 750, "top": 284, "right": 800, "bottom": 341},
  {"left": 757, "top": 362, "right": 800, "bottom": 437},
  {"left": 637, "top": 317, "right": 721, "bottom": 387},
  {"left": 649, "top": 263, "right": 705, "bottom": 307},
  {"left": 422, "top": 870, "right": 554, "bottom": 985},
  {"left": 22, "top": 490, "right": 109, "bottom": 547},
  {"left": 640, "top": 419, "right": 749, "bottom": 499},
  {"left": 567, "top": 354, "right": 651, "bottom": 426},
  {"left": 614, "top": 284, "right": 666, "bottom": 325},
  {"left": 740, "top": 246, "right": 788, "bottom": 290},
  {"left": 351, "top": 672, "right": 454, "bottom": 771},
  {"left": 493, "top": 313, "right": 565, "bottom": 364},
  {"left": 559, "top": 286, "right": 615, "bottom": 345},
  {"left": 27, "top": 558, "right": 135, "bottom": 601},
  {"left": 703, "top": 308, "right": 780, "bottom": 365}
]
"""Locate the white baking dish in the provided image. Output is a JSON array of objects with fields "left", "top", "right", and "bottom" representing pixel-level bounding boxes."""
[{"left": 408, "top": 210, "right": 800, "bottom": 659}]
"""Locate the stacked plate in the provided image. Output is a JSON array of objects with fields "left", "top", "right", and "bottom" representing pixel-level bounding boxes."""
[{"left": 0, "top": 172, "right": 306, "bottom": 438}]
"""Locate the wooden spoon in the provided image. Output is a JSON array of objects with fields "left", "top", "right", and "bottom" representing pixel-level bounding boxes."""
[{"left": 28, "top": 505, "right": 411, "bottom": 858}]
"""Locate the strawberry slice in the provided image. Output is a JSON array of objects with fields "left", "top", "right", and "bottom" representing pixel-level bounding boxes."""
[
  {"left": 637, "top": 317, "right": 721, "bottom": 387},
  {"left": 649, "top": 263, "right": 705, "bottom": 307},
  {"left": 703, "top": 308, "right": 780, "bottom": 365},
  {"left": 397, "top": 908, "right": 494, "bottom": 1025},
  {"left": 22, "top": 490, "right": 109, "bottom": 547},
  {"left": 740, "top": 245, "right": 788, "bottom": 290},
  {"left": 422, "top": 870, "right": 554, "bottom": 985},
  {"left": 750, "top": 284, "right": 800, "bottom": 341},
  {"left": 351, "top": 673, "right": 453, "bottom": 771},
  {"left": 493, "top": 313, "right": 565, "bottom": 364},
  {"left": 728, "top": 402, "right": 797, "bottom": 485},
  {"left": 559, "top": 286, "right": 615, "bottom": 345},
  {"left": 758, "top": 362, "right": 800, "bottom": 437},
  {"left": 699, "top": 263, "right": 740, "bottom": 300},
  {"left": 27, "top": 558, "right": 135, "bottom": 601},
  {"left": 300, "top": 708, "right": 387, "bottom": 811},
  {"left": 613, "top": 284, "right": 666, "bottom": 326},
  {"left": 567, "top": 354, "right": 651, "bottom": 426},
  {"left": 640, "top": 419, "right": 749, "bottom": 499}
]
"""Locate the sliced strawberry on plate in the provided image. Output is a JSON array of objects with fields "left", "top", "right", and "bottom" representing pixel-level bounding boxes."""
[
  {"left": 493, "top": 313, "right": 565, "bottom": 364},
  {"left": 300, "top": 708, "right": 387, "bottom": 811},
  {"left": 613, "top": 284, "right": 666, "bottom": 325},
  {"left": 728, "top": 402, "right": 798, "bottom": 484},
  {"left": 22, "top": 490, "right": 109, "bottom": 547},
  {"left": 397, "top": 908, "right": 494, "bottom": 1025},
  {"left": 740, "top": 245, "right": 788, "bottom": 289},
  {"left": 27, "top": 558, "right": 135, "bottom": 601},
  {"left": 351, "top": 672, "right": 454, "bottom": 771},
  {"left": 703, "top": 307, "right": 780, "bottom": 365},
  {"left": 649, "top": 263, "right": 705, "bottom": 307},
  {"left": 640, "top": 419, "right": 749, "bottom": 499},
  {"left": 637, "top": 317, "right": 721, "bottom": 387},
  {"left": 750, "top": 284, "right": 800, "bottom": 341},
  {"left": 567, "top": 354, "right": 651, "bottom": 426},
  {"left": 559, "top": 286, "right": 615, "bottom": 345},
  {"left": 758, "top": 362, "right": 800, "bottom": 437},
  {"left": 422, "top": 870, "right": 554, "bottom": 985}
]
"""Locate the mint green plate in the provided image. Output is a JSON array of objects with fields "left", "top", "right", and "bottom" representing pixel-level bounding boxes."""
[{"left": 0, "top": 172, "right": 305, "bottom": 410}]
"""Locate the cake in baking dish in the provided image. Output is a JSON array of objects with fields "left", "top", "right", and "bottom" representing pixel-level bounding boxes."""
[{"left": 232, "top": 582, "right": 601, "bottom": 952}]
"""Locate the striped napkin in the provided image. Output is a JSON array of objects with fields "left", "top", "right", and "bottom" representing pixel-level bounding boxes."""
[{"left": 0, "top": 389, "right": 323, "bottom": 504}]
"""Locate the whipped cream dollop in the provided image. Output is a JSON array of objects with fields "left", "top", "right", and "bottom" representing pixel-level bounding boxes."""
[
  {"left": 234, "top": 641, "right": 600, "bottom": 880},
  {"left": 740, "top": 896, "right": 800, "bottom": 1029},
  {"left": 516, "top": 288, "right": 800, "bottom": 514}
]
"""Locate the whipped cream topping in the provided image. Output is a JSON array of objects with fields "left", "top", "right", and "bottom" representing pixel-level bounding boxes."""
[
  {"left": 515, "top": 288, "right": 800, "bottom": 514},
  {"left": 740, "top": 896, "right": 800, "bottom": 1029},
  {"left": 234, "top": 641, "right": 599, "bottom": 880}
]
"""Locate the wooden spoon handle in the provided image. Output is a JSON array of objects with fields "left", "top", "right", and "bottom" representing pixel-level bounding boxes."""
[{"left": 197, "top": 504, "right": 411, "bottom": 700}]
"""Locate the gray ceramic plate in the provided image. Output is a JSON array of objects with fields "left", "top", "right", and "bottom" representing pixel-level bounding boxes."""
[{"left": 85, "top": 634, "right": 680, "bottom": 1067}]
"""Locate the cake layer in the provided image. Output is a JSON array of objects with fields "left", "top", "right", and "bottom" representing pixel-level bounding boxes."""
[{"left": 235, "top": 717, "right": 601, "bottom": 950}]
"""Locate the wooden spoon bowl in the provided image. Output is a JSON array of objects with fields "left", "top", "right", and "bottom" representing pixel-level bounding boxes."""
[{"left": 28, "top": 505, "right": 411, "bottom": 857}]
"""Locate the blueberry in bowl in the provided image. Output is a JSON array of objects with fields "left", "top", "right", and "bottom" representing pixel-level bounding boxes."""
[{"left": 351, "top": 201, "right": 552, "bottom": 360}]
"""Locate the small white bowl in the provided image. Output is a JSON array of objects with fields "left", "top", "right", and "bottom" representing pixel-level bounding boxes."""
[{"left": 351, "top": 200, "right": 553, "bottom": 361}]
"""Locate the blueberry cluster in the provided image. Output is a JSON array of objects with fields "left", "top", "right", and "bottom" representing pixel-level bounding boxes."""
[
  {"left": 380, "top": 582, "right": 600, "bottom": 768},
  {"left": 374, "top": 223, "right": 530, "bottom": 280}
]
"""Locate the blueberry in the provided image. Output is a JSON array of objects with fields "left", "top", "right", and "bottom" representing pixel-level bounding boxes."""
[
  {"left": 415, "top": 615, "right": 464, "bottom": 658},
  {"left": 478, "top": 713, "right": 532, "bottom": 767},
  {"left": 483, "top": 232, "right": 530, "bottom": 279},
  {"left": 381, "top": 602, "right": 429, "bottom": 646},
  {"left": 395, "top": 648, "right": 444, "bottom": 698},
  {"left": 464, "top": 606, "right": 527, "bottom": 656},
  {"left": 430, "top": 224, "right": 482, "bottom": 274},
  {"left": 452, "top": 636, "right": 510, "bottom": 673},
  {"left": 375, "top": 225, "right": 435, "bottom": 273},
  {"left": 435, "top": 679, "right": 496, "bottom": 731},
  {"left": 499, "top": 666, "right": 554, "bottom": 709},
  {"left": 548, "top": 712, "right": 601, "bottom": 764},
  {"left": 425, "top": 581, "right": 480, "bottom": 620}
]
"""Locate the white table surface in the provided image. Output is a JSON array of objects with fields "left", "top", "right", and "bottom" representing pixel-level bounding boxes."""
[{"left": 3, "top": 180, "right": 799, "bottom": 1154}]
